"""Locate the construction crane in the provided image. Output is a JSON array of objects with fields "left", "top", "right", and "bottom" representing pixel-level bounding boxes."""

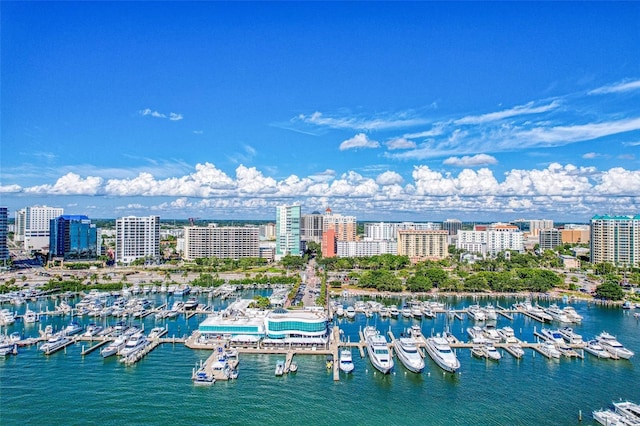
[{"left": 188, "top": 217, "right": 200, "bottom": 226}]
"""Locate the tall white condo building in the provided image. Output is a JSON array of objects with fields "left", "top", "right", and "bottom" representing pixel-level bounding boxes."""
[{"left": 115, "top": 215, "right": 160, "bottom": 264}]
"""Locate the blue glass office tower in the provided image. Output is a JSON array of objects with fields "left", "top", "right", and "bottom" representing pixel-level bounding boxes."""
[{"left": 49, "top": 215, "right": 98, "bottom": 259}]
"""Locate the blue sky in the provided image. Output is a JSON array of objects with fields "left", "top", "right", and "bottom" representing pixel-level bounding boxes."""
[{"left": 1, "top": 2, "right": 639, "bottom": 222}]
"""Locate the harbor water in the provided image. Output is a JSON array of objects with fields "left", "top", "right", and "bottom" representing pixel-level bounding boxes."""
[{"left": 1, "top": 293, "right": 639, "bottom": 425}]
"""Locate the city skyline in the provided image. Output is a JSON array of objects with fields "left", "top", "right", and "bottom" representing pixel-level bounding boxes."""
[{"left": 1, "top": 2, "right": 639, "bottom": 222}]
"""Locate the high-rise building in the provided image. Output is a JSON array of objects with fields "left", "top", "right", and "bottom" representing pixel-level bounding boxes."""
[
  {"left": 259, "top": 223, "right": 276, "bottom": 240},
  {"left": 512, "top": 219, "right": 554, "bottom": 237},
  {"left": 115, "top": 216, "right": 160, "bottom": 264},
  {"left": 0, "top": 207, "right": 8, "bottom": 261},
  {"left": 275, "top": 205, "right": 301, "bottom": 257},
  {"left": 322, "top": 208, "right": 356, "bottom": 242},
  {"left": 590, "top": 215, "right": 640, "bottom": 267},
  {"left": 364, "top": 222, "right": 440, "bottom": 241},
  {"left": 539, "top": 228, "right": 562, "bottom": 252},
  {"left": 321, "top": 229, "right": 336, "bottom": 258},
  {"left": 301, "top": 212, "right": 324, "bottom": 243},
  {"left": 14, "top": 205, "right": 64, "bottom": 252},
  {"left": 397, "top": 230, "right": 448, "bottom": 262},
  {"left": 442, "top": 219, "right": 463, "bottom": 236},
  {"left": 457, "top": 223, "right": 524, "bottom": 256},
  {"left": 336, "top": 240, "right": 397, "bottom": 258},
  {"left": 49, "top": 215, "right": 98, "bottom": 260},
  {"left": 183, "top": 225, "right": 259, "bottom": 261},
  {"left": 561, "top": 225, "right": 590, "bottom": 244}
]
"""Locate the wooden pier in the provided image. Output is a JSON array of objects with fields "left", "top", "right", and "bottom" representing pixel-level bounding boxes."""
[
  {"left": 80, "top": 338, "right": 109, "bottom": 356},
  {"left": 496, "top": 305, "right": 514, "bottom": 320}
]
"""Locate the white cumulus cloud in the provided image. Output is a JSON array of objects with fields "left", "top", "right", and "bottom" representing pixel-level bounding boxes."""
[
  {"left": 443, "top": 154, "right": 498, "bottom": 167},
  {"left": 386, "top": 137, "right": 416, "bottom": 150},
  {"left": 339, "top": 133, "right": 380, "bottom": 151}
]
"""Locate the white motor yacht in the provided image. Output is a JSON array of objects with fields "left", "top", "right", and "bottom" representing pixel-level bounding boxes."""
[
  {"left": 388, "top": 305, "right": 399, "bottom": 318},
  {"left": 339, "top": 349, "right": 354, "bottom": 374},
  {"left": 119, "top": 333, "right": 149, "bottom": 357},
  {"left": 0, "top": 309, "right": 16, "bottom": 326},
  {"left": 39, "top": 333, "right": 70, "bottom": 354},
  {"left": 364, "top": 326, "right": 393, "bottom": 374},
  {"left": 597, "top": 332, "right": 634, "bottom": 359},
  {"left": 613, "top": 401, "right": 640, "bottom": 424},
  {"left": 562, "top": 306, "right": 583, "bottom": 323},
  {"left": 583, "top": 340, "right": 611, "bottom": 359},
  {"left": 62, "top": 321, "right": 83, "bottom": 336},
  {"left": 498, "top": 326, "right": 519, "bottom": 343},
  {"left": 592, "top": 409, "right": 634, "bottom": 426},
  {"left": 557, "top": 327, "right": 583, "bottom": 345},
  {"left": 545, "top": 304, "right": 571, "bottom": 323},
  {"left": 466, "top": 304, "right": 486, "bottom": 321},
  {"left": 425, "top": 335, "right": 460, "bottom": 373},
  {"left": 539, "top": 328, "right": 566, "bottom": 346},
  {"left": 482, "top": 304, "right": 498, "bottom": 321},
  {"left": 23, "top": 308, "right": 39, "bottom": 323},
  {"left": 393, "top": 337, "right": 425, "bottom": 373},
  {"left": 401, "top": 306, "right": 412, "bottom": 318},
  {"left": 537, "top": 342, "right": 561, "bottom": 359},
  {"left": 345, "top": 306, "right": 356, "bottom": 320},
  {"left": 275, "top": 359, "right": 285, "bottom": 376},
  {"left": 101, "top": 336, "right": 126, "bottom": 358}
]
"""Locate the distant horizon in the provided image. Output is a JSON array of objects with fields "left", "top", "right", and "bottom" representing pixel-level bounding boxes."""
[{"left": 2, "top": 2, "right": 638, "bottom": 220}]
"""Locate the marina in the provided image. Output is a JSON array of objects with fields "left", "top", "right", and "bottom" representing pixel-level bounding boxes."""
[{"left": 1, "top": 289, "right": 639, "bottom": 425}]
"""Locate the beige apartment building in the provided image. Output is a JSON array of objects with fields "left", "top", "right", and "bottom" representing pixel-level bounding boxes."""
[
  {"left": 183, "top": 224, "right": 259, "bottom": 261},
  {"left": 397, "top": 230, "right": 449, "bottom": 263}
]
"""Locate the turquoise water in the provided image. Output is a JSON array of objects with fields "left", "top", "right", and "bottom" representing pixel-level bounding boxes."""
[{"left": 1, "top": 294, "right": 639, "bottom": 425}]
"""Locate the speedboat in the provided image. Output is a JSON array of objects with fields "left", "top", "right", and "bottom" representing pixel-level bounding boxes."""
[
  {"left": 425, "top": 335, "right": 460, "bottom": 373},
  {"left": 401, "top": 305, "right": 412, "bottom": 318},
  {"left": 613, "top": 401, "right": 640, "bottom": 423},
  {"left": 101, "top": 336, "right": 126, "bottom": 358},
  {"left": 345, "top": 306, "right": 356, "bottom": 320},
  {"left": 537, "top": 342, "right": 561, "bottom": 359},
  {"left": 583, "top": 340, "right": 611, "bottom": 359},
  {"left": 289, "top": 362, "right": 298, "bottom": 373},
  {"left": 597, "top": 332, "right": 634, "bottom": 359},
  {"left": 193, "top": 370, "right": 215, "bottom": 386},
  {"left": 410, "top": 325, "right": 422, "bottom": 338},
  {"left": 388, "top": 305, "right": 399, "bottom": 318},
  {"left": 393, "top": 337, "right": 425, "bottom": 373},
  {"left": 363, "top": 326, "right": 393, "bottom": 374},
  {"left": 62, "top": 321, "right": 83, "bottom": 336},
  {"left": 183, "top": 298, "right": 199, "bottom": 310},
  {"left": 23, "top": 308, "right": 39, "bottom": 323},
  {"left": 486, "top": 344, "right": 501, "bottom": 361},
  {"left": 557, "top": 327, "right": 583, "bottom": 344},
  {"left": 275, "top": 359, "right": 285, "bottom": 376},
  {"left": 174, "top": 285, "right": 191, "bottom": 297},
  {"left": 339, "top": 349, "right": 354, "bottom": 373},
  {"left": 39, "top": 333, "right": 70, "bottom": 354},
  {"left": 147, "top": 327, "right": 165, "bottom": 339}
]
